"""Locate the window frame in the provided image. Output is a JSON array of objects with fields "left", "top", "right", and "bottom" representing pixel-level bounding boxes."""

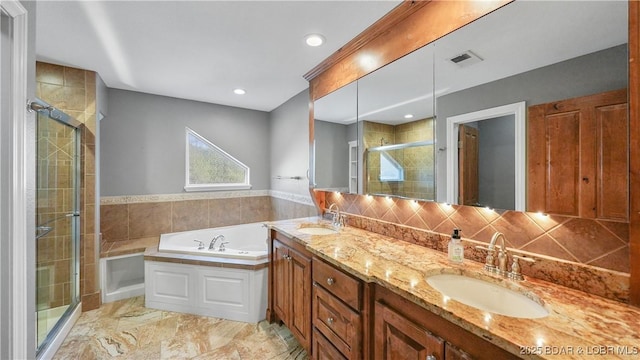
[{"left": 184, "top": 127, "right": 251, "bottom": 192}]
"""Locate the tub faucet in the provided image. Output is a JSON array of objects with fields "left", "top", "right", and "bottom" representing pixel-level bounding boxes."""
[{"left": 210, "top": 234, "right": 225, "bottom": 250}]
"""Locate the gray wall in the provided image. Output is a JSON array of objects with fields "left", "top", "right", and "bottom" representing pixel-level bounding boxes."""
[
  {"left": 436, "top": 45, "right": 628, "bottom": 202},
  {"left": 269, "top": 89, "right": 311, "bottom": 197},
  {"left": 101, "top": 89, "right": 270, "bottom": 196},
  {"left": 314, "top": 120, "right": 349, "bottom": 190},
  {"left": 477, "top": 115, "right": 515, "bottom": 210}
]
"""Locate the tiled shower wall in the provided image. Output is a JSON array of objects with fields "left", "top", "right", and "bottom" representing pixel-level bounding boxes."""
[
  {"left": 100, "top": 193, "right": 318, "bottom": 244},
  {"left": 36, "top": 62, "right": 100, "bottom": 311},
  {"left": 321, "top": 191, "right": 631, "bottom": 302},
  {"left": 35, "top": 114, "right": 76, "bottom": 310},
  {"left": 363, "top": 119, "right": 436, "bottom": 199}
]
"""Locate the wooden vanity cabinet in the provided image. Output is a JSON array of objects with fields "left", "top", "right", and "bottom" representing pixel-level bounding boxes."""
[
  {"left": 374, "top": 285, "right": 519, "bottom": 360},
  {"left": 268, "top": 230, "right": 312, "bottom": 352},
  {"left": 312, "top": 257, "right": 368, "bottom": 360}
]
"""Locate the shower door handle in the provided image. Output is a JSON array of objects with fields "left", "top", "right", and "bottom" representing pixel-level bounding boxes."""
[{"left": 36, "top": 226, "right": 53, "bottom": 240}]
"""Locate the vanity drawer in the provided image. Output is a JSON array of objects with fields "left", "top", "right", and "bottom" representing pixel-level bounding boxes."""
[
  {"left": 313, "top": 284, "right": 361, "bottom": 359},
  {"left": 313, "top": 258, "right": 362, "bottom": 311}
]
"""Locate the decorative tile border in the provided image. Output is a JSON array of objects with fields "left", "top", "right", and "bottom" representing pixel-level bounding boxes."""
[
  {"left": 269, "top": 190, "right": 315, "bottom": 206},
  {"left": 100, "top": 189, "right": 313, "bottom": 205}
]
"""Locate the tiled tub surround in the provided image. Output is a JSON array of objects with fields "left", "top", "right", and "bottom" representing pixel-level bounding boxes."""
[
  {"left": 37, "top": 62, "right": 101, "bottom": 311},
  {"left": 319, "top": 191, "right": 631, "bottom": 303},
  {"left": 100, "top": 191, "right": 317, "bottom": 249},
  {"left": 270, "top": 218, "right": 640, "bottom": 359}
]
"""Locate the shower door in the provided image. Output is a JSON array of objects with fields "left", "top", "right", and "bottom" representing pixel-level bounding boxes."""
[{"left": 33, "top": 99, "right": 81, "bottom": 354}]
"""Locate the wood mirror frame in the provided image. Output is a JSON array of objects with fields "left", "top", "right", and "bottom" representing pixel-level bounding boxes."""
[{"left": 305, "top": 0, "right": 640, "bottom": 306}]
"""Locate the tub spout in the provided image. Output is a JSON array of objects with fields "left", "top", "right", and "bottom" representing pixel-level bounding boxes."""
[{"left": 210, "top": 234, "right": 225, "bottom": 250}]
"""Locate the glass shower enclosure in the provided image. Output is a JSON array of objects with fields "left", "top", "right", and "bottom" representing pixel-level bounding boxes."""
[{"left": 32, "top": 98, "right": 81, "bottom": 355}]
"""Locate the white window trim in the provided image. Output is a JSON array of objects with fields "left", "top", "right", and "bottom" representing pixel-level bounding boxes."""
[{"left": 184, "top": 127, "right": 251, "bottom": 192}]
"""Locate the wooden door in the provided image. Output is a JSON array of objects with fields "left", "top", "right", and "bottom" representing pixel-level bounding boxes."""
[
  {"left": 272, "top": 240, "right": 289, "bottom": 323},
  {"left": 290, "top": 247, "right": 312, "bottom": 350},
  {"left": 527, "top": 89, "right": 628, "bottom": 220},
  {"left": 458, "top": 124, "right": 479, "bottom": 206},
  {"left": 374, "top": 301, "right": 444, "bottom": 360}
]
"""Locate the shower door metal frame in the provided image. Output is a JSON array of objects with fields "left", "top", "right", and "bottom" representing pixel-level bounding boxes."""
[{"left": 31, "top": 97, "right": 82, "bottom": 357}]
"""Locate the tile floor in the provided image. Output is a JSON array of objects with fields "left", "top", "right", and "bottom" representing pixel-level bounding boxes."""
[{"left": 53, "top": 296, "right": 308, "bottom": 359}]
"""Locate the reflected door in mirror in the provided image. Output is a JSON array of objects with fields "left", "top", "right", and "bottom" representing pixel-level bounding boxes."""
[
  {"left": 527, "top": 89, "right": 628, "bottom": 221},
  {"left": 458, "top": 124, "right": 479, "bottom": 206}
]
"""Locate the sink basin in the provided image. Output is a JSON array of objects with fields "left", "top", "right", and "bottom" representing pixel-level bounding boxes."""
[
  {"left": 297, "top": 226, "right": 338, "bottom": 235},
  {"left": 426, "top": 274, "right": 548, "bottom": 319}
]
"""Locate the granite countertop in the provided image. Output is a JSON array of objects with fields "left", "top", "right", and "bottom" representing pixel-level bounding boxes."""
[{"left": 269, "top": 217, "right": 640, "bottom": 360}]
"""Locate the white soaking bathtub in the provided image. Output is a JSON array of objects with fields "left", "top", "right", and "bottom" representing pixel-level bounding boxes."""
[
  {"left": 158, "top": 222, "right": 268, "bottom": 260},
  {"left": 145, "top": 222, "right": 269, "bottom": 323}
]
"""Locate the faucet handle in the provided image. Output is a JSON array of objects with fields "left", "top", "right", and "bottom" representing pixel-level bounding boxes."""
[
  {"left": 475, "top": 245, "right": 496, "bottom": 272},
  {"left": 509, "top": 254, "right": 535, "bottom": 281},
  {"left": 193, "top": 240, "right": 205, "bottom": 250}
]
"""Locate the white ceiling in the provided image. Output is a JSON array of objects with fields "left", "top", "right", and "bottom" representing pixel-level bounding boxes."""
[{"left": 35, "top": 0, "right": 400, "bottom": 112}]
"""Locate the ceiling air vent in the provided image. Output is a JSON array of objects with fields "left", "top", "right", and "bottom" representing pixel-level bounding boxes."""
[{"left": 450, "top": 50, "right": 483, "bottom": 68}]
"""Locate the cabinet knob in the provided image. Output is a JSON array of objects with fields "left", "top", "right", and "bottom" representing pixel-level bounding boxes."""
[
  {"left": 326, "top": 277, "right": 335, "bottom": 285},
  {"left": 426, "top": 355, "right": 437, "bottom": 360},
  {"left": 327, "top": 317, "right": 334, "bottom": 325}
]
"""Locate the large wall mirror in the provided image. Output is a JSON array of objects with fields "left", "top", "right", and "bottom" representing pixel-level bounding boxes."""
[
  {"left": 313, "top": 81, "right": 358, "bottom": 193},
  {"left": 434, "top": 1, "right": 628, "bottom": 212},
  {"left": 314, "top": 0, "right": 628, "bottom": 217}
]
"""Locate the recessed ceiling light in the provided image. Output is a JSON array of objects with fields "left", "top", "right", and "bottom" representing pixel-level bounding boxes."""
[
  {"left": 305, "top": 34, "right": 325, "bottom": 47},
  {"left": 233, "top": 88, "right": 246, "bottom": 95},
  {"left": 404, "top": 114, "right": 414, "bottom": 119}
]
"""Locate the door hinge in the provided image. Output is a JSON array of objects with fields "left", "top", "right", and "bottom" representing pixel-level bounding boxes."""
[{"left": 458, "top": 140, "right": 463, "bottom": 149}]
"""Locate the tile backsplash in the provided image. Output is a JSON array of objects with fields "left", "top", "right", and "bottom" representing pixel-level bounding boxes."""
[
  {"left": 100, "top": 191, "right": 317, "bottom": 243},
  {"left": 320, "top": 191, "right": 630, "bottom": 303}
]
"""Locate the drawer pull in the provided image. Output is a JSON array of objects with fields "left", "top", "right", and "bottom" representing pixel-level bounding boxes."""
[
  {"left": 327, "top": 277, "right": 335, "bottom": 285},
  {"left": 327, "top": 317, "right": 334, "bottom": 325}
]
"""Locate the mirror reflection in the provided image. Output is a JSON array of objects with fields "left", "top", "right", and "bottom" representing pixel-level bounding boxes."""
[
  {"left": 435, "top": 1, "right": 628, "bottom": 211},
  {"left": 313, "top": 81, "right": 358, "bottom": 193},
  {"left": 358, "top": 44, "right": 436, "bottom": 200},
  {"left": 313, "top": 0, "right": 629, "bottom": 216}
]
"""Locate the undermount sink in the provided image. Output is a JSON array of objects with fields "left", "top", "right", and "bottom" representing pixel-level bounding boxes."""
[
  {"left": 297, "top": 225, "right": 338, "bottom": 235},
  {"left": 426, "top": 274, "right": 549, "bottom": 319}
]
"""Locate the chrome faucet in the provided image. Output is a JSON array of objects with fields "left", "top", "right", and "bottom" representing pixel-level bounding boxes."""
[
  {"left": 210, "top": 234, "right": 225, "bottom": 250},
  {"left": 489, "top": 232, "right": 508, "bottom": 275},
  {"left": 476, "top": 232, "right": 536, "bottom": 281},
  {"left": 327, "top": 203, "right": 346, "bottom": 228}
]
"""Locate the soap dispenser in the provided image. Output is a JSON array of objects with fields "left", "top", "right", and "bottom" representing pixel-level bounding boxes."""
[{"left": 448, "top": 228, "right": 464, "bottom": 264}]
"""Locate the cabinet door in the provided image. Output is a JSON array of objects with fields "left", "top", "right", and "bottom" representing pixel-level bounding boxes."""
[
  {"left": 527, "top": 89, "right": 628, "bottom": 220},
  {"left": 313, "top": 329, "right": 348, "bottom": 360},
  {"left": 290, "top": 247, "right": 312, "bottom": 350},
  {"left": 272, "top": 240, "right": 289, "bottom": 323},
  {"left": 375, "top": 301, "right": 444, "bottom": 360},
  {"left": 595, "top": 101, "right": 629, "bottom": 221}
]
